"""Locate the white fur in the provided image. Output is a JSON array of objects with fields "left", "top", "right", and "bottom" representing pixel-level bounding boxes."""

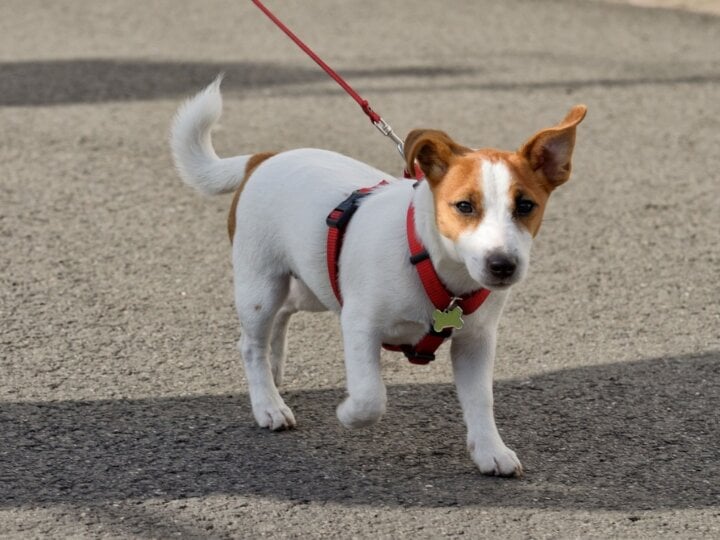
[
  {"left": 172, "top": 81, "right": 530, "bottom": 476},
  {"left": 170, "top": 75, "right": 252, "bottom": 195}
]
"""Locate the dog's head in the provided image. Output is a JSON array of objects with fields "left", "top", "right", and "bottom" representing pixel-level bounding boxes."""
[{"left": 405, "top": 105, "right": 586, "bottom": 291}]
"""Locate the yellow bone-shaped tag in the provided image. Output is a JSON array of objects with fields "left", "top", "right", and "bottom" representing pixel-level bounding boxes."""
[{"left": 432, "top": 305, "right": 464, "bottom": 332}]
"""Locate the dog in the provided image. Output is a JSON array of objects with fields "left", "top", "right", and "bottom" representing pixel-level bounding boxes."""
[{"left": 170, "top": 77, "right": 586, "bottom": 477}]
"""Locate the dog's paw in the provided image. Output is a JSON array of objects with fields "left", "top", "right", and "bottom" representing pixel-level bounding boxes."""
[
  {"left": 336, "top": 397, "right": 385, "bottom": 429},
  {"left": 469, "top": 440, "right": 523, "bottom": 477},
  {"left": 252, "top": 398, "right": 296, "bottom": 431}
]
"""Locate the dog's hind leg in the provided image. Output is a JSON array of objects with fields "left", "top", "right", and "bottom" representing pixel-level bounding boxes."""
[
  {"left": 269, "top": 304, "right": 294, "bottom": 388},
  {"left": 235, "top": 272, "right": 296, "bottom": 430},
  {"left": 269, "top": 277, "right": 326, "bottom": 387}
]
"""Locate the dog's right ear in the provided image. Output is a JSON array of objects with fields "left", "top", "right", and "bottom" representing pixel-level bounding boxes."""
[{"left": 404, "top": 129, "right": 470, "bottom": 185}]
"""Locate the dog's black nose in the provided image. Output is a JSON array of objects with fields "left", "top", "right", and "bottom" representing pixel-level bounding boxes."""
[{"left": 486, "top": 253, "right": 517, "bottom": 279}]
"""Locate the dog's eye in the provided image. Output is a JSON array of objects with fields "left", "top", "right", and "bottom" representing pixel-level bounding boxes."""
[
  {"left": 514, "top": 196, "right": 536, "bottom": 217},
  {"left": 454, "top": 201, "right": 474, "bottom": 215}
]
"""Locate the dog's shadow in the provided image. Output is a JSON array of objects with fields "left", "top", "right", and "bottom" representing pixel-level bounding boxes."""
[{"left": 1, "top": 351, "right": 717, "bottom": 511}]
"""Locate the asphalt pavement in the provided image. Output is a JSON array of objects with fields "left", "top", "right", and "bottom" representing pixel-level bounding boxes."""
[{"left": 1, "top": 0, "right": 719, "bottom": 538}]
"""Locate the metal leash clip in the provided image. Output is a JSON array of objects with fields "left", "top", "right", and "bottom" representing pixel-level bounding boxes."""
[{"left": 373, "top": 118, "right": 405, "bottom": 157}]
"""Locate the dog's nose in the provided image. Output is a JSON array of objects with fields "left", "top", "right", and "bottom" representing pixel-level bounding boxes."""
[{"left": 486, "top": 253, "right": 517, "bottom": 279}]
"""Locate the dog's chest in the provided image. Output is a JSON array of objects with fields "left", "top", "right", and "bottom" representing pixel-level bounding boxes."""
[{"left": 379, "top": 318, "right": 429, "bottom": 346}]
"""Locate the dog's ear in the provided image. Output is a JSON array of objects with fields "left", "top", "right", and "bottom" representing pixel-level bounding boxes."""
[
  {"left": 519, "top": 105, "right": 587, "bottom": 188},
  {"left": 404, "top": 129, "right": 470, "bottom": 185}
]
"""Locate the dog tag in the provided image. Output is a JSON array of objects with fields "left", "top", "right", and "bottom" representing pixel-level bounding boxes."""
[{"left": 432, "top": 305, "right": 464, "bottom": 332}]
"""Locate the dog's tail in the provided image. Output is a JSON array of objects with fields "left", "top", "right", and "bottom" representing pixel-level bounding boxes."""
[{"left": 170, "top": 76, "right": 252, "bottom": 195}]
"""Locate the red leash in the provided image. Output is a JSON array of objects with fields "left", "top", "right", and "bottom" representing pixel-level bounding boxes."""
[{"left": 251, "top": 0, "right": 406, "bottom": 157}]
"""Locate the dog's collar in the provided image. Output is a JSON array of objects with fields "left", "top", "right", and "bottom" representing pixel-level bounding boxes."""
[{"left": 325, "top": 184, "right": 490, "bottom": 364}]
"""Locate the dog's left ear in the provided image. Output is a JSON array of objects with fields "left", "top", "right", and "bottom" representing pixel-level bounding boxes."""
[
  {"left": 404, "top": 129, "right": 470, "bottom": 185},
  {"left": 519, "top": 105, "right": 587, "bottom": 188}
]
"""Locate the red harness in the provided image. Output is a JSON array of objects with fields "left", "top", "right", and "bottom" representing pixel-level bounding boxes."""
[{"left": 325, "top": 182, "right": 490, "bottom": 364}]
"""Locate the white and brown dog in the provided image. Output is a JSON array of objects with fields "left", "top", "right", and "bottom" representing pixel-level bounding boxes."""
[{"left": 171, "top": 78, "right": 586, "bottom": 477}]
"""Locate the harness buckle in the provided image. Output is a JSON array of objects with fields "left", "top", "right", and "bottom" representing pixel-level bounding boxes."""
[
  {"left": 325, "top": 190, "right": 372, "bottom": 229},
  {"left": 402, "top": 347, "right": 436, "bottom": 364}
]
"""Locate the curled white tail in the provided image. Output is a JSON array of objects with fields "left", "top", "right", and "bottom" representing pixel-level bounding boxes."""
[{"left": 170, "top": 76, "right": 251, "bottom": 195}]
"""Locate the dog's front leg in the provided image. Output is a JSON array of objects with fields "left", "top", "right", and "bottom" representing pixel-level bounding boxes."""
[
  {"left": 336, "top": 307, "right": 386, "bottom": 428},
  {"left": 451, "top": 332, "right": 523, "bottom": 477}
]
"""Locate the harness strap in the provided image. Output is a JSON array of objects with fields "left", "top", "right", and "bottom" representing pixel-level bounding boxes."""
[
  {"left": 406, "top": 205, "right": 491, "bottom": 314},
  {"left": 326, "top": 183, "right": 387, "bottom": 304},
  {"left": 382, "top": 327, "right": 453, "bottom": 365}
]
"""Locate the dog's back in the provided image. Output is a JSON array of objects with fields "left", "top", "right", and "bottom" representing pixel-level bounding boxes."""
[{"left": 170, "top": 77, "right": 407, "bottom": 308}]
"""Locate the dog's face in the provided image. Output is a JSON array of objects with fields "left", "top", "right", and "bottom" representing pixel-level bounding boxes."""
[{"left": 405, "top": 105, "right": 586, "bottom": 291}]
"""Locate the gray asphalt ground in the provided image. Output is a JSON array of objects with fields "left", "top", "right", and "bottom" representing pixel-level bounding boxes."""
[{"left": 2, "top": 0, "right": 719, "bottom": 538}]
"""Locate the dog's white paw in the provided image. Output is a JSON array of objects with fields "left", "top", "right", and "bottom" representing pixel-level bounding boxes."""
[
  {"left": 336, "top": 396, "right": 385, "bottom": 429},
  {"left": 469, "top": 440, "right": 523, "bottom": 477},
  {"left": 252, "top": 397, "right": 296, "bottom": 431}
]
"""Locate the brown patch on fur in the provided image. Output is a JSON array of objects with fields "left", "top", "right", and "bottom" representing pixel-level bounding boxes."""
[
  {"left": 404, "top": 129, "right": 471, "bottom": 185},
  {"left": 404, "top": 129, "right": 480, "bottom": 241},
  {"left": 228, "top": 152, "right": 276, "bottom": 242},
  {"left": 429, "top": 154, "right": 484, "bottom": 241},
  {"left": 504, "top": 154, "right": 552, "bottom": 237}
]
